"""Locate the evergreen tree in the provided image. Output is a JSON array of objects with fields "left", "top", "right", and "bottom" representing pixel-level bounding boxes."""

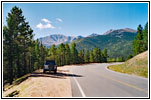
[
  {"left": 98, "top": 48, "right": 102, "bottom": 62},
  {"left": 71, "top": 43, "right": 79, "bottom": 64},
  {"left": 3, "top": 6, "right": 34, "bottom": 84},
  {"left": 57, "top": 43, "right": 66, "bottom": 66},
  {"left": 143, "top": 22, "right": 148, "bottom": 50},
  {"left": 65, "top": 43, "right": 71, "bottom": 65},
  {"left": 50, "top": 44, "right": 57, "bottom": 61},
  {"left": 93, "top": 48, "right": 101, "bottom": 63},
  {"left": 132, "top": 24, "right": 144, "bottom": 55},
  {"left": 102, "top": 48, "right": 108, "bottom": 62},
  {"left": 78, "top": 49, "right": 85, "bottom": 63},
  {"left": 89, "top": 50, "right": 94, "bottom": 63},
  {"left": 84, "top": 49, "right": 90, "bottom": 63},
  {"left": 39, "top": 42, "right": 46, "bottom": 68}
]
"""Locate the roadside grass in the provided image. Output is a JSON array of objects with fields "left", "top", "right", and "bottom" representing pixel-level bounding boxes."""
[{"left": 108, "top": 51, "right": 148, "bottom": 78}]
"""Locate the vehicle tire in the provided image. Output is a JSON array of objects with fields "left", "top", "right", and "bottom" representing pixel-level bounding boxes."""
[
  {"left": 43, "top": 70, "right": 45, "bottom": 73},
  {"left": 54, "top": 69, "right": 57, "bottom": 74}
]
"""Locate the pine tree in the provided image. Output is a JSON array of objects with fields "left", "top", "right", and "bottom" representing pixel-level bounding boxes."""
[
  {"left": 132, "top": 24, "right": 144, "bottom": 55},
  {"left": 98, "top": 48, "right": 102, "bottom": 63},
  {"left": 65, "top": 43, "right": 71, "bottom": 65},
  {"left": 57, "top": 43, "right": 66, "bottom": 66},
  {"left": 71, "top": 43, "right": 79, "bottom": 64},
  {"left": 89, "top": 50, "right": 94, "bottom": 63},
  {"left": 102, "top": 48, "right": 108, "bottom": 62},
  {"left": 84, "top": 49, "right": 90, "bottom": 63},
  {"left": 78, "top": 49, "right": 85, "bottom": 63},
  {"left": 143, "top": 22, "right": 148, "bottom": 50},
  {"left": 93, "top": 48, "right": 101, "bottom": 63},
  {"left": 3, "top": 6, "right": 34, "bottom": 84},
  {"left": 3, "top": 6, "right": 26, "bottom": 84},
  {"left": 50, "top": 44, "right": 57, "bottom": 61}
]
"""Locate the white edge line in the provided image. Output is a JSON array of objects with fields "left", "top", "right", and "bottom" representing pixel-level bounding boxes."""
[{"left": 71, "top": 69, "right": 86, "bottom": 97}]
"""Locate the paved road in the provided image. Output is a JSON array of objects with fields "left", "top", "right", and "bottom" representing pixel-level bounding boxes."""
[{"left": 69, "top": 63, "right": 148, "bottom": 97}]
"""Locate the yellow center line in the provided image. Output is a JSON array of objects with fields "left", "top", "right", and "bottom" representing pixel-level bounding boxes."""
[{"left": 87, "top": 69, "right": 148, "bottom": 94}]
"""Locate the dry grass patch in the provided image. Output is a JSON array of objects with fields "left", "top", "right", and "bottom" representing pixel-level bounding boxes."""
[{"left": 108, "top": 51, "right": 148, "bottom": 78}]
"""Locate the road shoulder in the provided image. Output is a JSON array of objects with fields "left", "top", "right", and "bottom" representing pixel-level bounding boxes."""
[{"left": 3, "top": 66, "right": 72, "bottom": 97}]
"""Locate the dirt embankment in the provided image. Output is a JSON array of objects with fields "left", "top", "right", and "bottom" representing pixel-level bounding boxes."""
[{"left": 3, "top": 66, "right": 72, "bottom": 97}]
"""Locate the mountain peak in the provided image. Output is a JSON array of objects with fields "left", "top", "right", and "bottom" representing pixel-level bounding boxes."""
[
  {"left": 88, "top": 33, "right": 100, "bottom": 37},
  {"left": 38, "top": 34, "right": 83, "bottom": 47},
  {"left": 103, "top": 28, "right": 137, "bottom": 35},
  {"left": 123, "top": 28, "right": 137, "bottom": 33}
]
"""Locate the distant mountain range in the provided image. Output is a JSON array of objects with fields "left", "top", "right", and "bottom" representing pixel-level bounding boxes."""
[
  {"left": 87, "top": 33, "right": 99, "bottom": 37},
  {"left": 39, "top": 34, "right": 83, "bottom": 47},
  {"left": 38, "top": 28, "right": 137, "bottom": 58},
  {"left": 74, "top": 28, "right": 137, "bottom": 58},
  {"left": 38, "top": 33, "right": 100, "bottom": 47}
]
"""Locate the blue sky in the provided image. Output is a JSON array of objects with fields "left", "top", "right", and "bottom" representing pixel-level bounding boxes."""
[{"left": 3, "top": 3, "right": 148, "bottom": 39}]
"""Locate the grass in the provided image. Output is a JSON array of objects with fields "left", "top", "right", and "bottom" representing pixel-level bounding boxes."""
[{"left": 108, "top": 51, "right": 148, "bottom": 78}]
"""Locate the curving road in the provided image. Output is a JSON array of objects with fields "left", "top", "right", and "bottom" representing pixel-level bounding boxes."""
[{"left": 69, "top": 63, "right": 148, "bottom": 97}]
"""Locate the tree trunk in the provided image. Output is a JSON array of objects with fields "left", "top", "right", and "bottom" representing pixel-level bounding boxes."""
[
  {"left": 8, "top": 45, "right": 13, "bottom": 84},
  {"left": 17, "top": 55, "right": 21, "bottom": 78}
]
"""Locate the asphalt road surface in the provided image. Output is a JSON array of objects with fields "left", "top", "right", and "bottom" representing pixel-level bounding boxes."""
[{"left": 69, "top": 63, "right": 148, "bottom": 97}]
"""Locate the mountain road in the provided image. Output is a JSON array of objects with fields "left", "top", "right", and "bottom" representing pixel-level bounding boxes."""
[{"left": 69, "top": 63, "right": 148, "bottom": 97}]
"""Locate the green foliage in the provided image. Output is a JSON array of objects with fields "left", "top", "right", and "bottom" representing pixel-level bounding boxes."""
[
  {"left": 65, "top": 44, "right": 71, "bottom": 65},
  {"left": 84, "top": 49, "right": 90, "bottom": 63},
  {"left": 3, "top": 6, "right": 47, "bottom": 84},
  {"left": 46, "top": 43, "right": 108, "bottom": 65},
  {"left": 74, "top": 32, "right": 136, "bottom": 59},
  {"left": 102, "top": 48, "right": 108, "bottom": 62},
  {"left": 70, "top": 43, "right": 79, "bottom": 64},
  {"left": 57, "top": 43, "right": 66, "bottom": 66},
  {"left": 126, "top": 54, "right": 133, "bottom": 60},
  {"left": 78, "top": 49, "right": 85, "bottom": 63},
  {"left": 93, "top": 48, "right": 101, "bottom": 63},
  {"left": 132, "top": 23, "right": 148, "bottom": 56},
  {"left": 89, "top": 50, "right": 94, "bottom": 62},
  {"left": 143, "top": 22, "right": 148, "bottom": 50}
]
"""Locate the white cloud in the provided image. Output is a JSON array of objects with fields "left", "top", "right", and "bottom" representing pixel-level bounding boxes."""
[
  {"left": 42, "top": 18, "right": 51, "bottom": 23},
  {"left": 37, "top": 18, "right": 55, "bottom": 29},
  {"left": 56, "top": 18, "right": 63, "bottom": 22}
]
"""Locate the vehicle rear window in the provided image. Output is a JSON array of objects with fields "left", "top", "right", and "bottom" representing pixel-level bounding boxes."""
[{"left": 45, "top": 61, "right": 56, "bottom": 65}]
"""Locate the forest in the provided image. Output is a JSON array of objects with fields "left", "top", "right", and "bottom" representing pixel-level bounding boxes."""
[{"left": 3, "top": 6, "right": 148, "bottom": 85}]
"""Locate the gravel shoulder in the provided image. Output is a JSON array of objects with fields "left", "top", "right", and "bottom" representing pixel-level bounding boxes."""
[{"left": 3, "top": 66, "right": 72, "bottom": 97}]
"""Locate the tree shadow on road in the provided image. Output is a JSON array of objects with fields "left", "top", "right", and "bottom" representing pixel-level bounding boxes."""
[{"left": 29, "top": 70, "right": 83, "bottom": 79}]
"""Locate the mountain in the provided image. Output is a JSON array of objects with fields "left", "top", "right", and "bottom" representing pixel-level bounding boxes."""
[
  {"left": 103, "top": 28, "right": 137, "bottom": 35},
  {"left": 73, "top": 28, "right": 137, "bottom": 59},
  {"left": 39, "top": 34, "right": 83, "bottom": 47},
  {"left": 88, "top": 33, "right": 100, "bottom": 37}
]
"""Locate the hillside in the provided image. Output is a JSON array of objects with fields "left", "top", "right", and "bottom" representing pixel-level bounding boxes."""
[
  {"left": 108, "top": 51, "right": 148, "bottom": 78},
  {"left": 73, "top": 28, "right": 137, "bottom": 59}
]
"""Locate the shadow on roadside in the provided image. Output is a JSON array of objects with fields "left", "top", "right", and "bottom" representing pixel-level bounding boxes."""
[{"left": 29, "top": 70, "right": 83, "bottom": 79}]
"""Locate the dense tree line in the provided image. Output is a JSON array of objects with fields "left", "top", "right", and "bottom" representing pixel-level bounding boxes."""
[
  {"left": 108, "top": 57, "right": 124, "bottom": 62},
  {"left": 47, "top": 43, "right": 108, "bottom": 66},
  {"left": 132, "top": 22, "right": 148, "bottom": 56},
  {"left": 3, "top": 6, "right": 47, "bottom": 84}
]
